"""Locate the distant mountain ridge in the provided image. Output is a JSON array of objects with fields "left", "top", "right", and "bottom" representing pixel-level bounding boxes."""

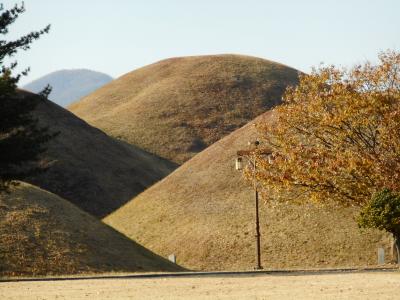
[{"left": 23, "top": 69, "right": 113, "bottom": 107}]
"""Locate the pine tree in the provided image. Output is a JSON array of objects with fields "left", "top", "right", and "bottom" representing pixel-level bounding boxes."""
[{"left": 0, "top": 2, "right": 54, "bottom": 191}]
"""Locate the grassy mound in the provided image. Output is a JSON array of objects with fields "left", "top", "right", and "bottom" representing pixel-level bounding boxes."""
[
  {"left": 23, "top": 91, "right": 176, "bottom": 218},
  {"left": 0, "top": 182, "right": 182, "bottom": 277},
  {"left": 105, "top": 112, "right": 392, "bottom": 271},
  {"left": 69, "top": 54, "right": 299, "bottom": 163}
]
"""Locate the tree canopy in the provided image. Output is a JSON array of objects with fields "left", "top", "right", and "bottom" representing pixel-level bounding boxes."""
[
  {"left": 0, "top": 2, "right": 53, "bottom": 191},
  {"left": 255, "top": 50, "right": 400, "bottom": 206}
]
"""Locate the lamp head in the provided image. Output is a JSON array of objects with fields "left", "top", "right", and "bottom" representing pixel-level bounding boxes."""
[{"left": 235, "top": 157, "right": 243, "bottom": 171}]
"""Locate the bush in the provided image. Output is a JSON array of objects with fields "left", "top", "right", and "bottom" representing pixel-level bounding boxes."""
[{"left": 357, "top": 189, "right": 400, "bottom": 264}]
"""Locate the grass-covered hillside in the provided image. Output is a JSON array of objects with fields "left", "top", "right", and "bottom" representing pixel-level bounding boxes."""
[
  {"left": 0, "top": 182, "right": 182, "bottom": 277},
  {"left": 69, "top": 55, "right": 299, "bottom": 164},
  {"left": 23, "top": 91, "right": 177, "bottom": 218},
  {"left": 105, "top": 111, "right": 392, "bottom": 271}
]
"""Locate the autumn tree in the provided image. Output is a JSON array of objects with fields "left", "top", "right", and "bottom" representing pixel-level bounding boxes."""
[
  {"left": 0, "top": 2, "right": 53, "bottom": 191},
  {"left": 255, "top": 50, "right": 400, "bottom": 205},
  {"left": 253, "top": 50, "right": 400, "bottom": 261}
]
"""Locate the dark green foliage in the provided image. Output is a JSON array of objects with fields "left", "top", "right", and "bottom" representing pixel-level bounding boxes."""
[
  {"left": 358, "top": 189, "right": 400, "bottom": 263},
  {"left": 0, "top": 2, "right": 53, "bottom": 191},
  {"left": 358, "top": 189, "right": 400, "bottom": 237}
]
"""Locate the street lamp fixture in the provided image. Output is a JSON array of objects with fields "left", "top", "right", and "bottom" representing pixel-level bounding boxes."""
[
  {"left": 236, "top": 140, "right": 271, "bottom": 270},
  {"left": 235, "top": 157, "right": 243, "bottom": 171}
]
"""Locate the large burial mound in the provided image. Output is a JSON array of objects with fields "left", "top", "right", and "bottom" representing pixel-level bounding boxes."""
[
  {"left": 0, "top": 182, "right": 182, "bottom": 276},
  {"left": 69, "top": 55, "right": 299, "bottom": 164},
  {"left": 23, "top": 69, "right": 113, "bottom": 107},
  {"left": 23, "top": 92, "right": 176, "bottom": 218},
  {"left": 105, "top": 111, "right": 392, "bottom": 271}
]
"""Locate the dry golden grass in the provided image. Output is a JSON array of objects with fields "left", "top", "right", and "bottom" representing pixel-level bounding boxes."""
[
  {"left": 105, "top": 112, "right": 393, "bottom": 271},
  {"left": 0, "top": 182, "right": 182, "bottom": 277},
  {"left": 22, "top": 92, "right": 176, "bottom": 218},
  {"left": 69, "top": 54, "right": 299, "bottom": 164}
]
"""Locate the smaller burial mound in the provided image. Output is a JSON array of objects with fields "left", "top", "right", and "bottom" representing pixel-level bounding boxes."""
[{"left": 0, "top": 182, "right": 182, "bottom": 277}]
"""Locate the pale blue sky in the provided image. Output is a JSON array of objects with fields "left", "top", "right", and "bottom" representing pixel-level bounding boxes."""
[{"left": 3, "top": 0, "right": 399, "bottom": 85}]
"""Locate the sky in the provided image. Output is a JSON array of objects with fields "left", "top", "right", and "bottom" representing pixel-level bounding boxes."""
[{"left": 3, "top": 0, "right": 400, "bottom": 85}]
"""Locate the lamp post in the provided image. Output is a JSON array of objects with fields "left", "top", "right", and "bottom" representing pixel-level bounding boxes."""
[{"left": 236, "top": 140, "right": 271, "bottom": 270}]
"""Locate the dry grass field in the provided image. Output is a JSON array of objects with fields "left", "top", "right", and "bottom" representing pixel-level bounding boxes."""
[
  {"left": 69, "top": 54, "right": 299, "bottom": 163},
  {"left": 22, "top": 92, "right": 176, "bottom": 217},
  {"left": 105, "top": 111, "right": 393, "bottom": 271},
  {"left": 1, "top": 271, "right": 399, "bottom": 299},
  {"left": 0, "top": 182, "right": 182, "bottom": 276}
]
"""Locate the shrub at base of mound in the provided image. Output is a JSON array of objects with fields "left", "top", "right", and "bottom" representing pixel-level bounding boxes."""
[{"left": 0, "top": 182, "right": 182, "bottom": 277}]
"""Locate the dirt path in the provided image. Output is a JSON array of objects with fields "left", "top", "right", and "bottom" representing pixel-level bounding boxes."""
[{"left": 1, "top": 271, "right": 399, "bottom": 299}]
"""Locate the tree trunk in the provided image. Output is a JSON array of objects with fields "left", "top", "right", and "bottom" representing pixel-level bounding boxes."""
[{"left": 394, "top": 235, "right": 400, "bottom": 267}]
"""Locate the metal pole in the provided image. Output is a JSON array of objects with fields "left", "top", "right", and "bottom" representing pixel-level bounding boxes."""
[{"left": 254, "top": 152, "right": 263, "bottom": 270}]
